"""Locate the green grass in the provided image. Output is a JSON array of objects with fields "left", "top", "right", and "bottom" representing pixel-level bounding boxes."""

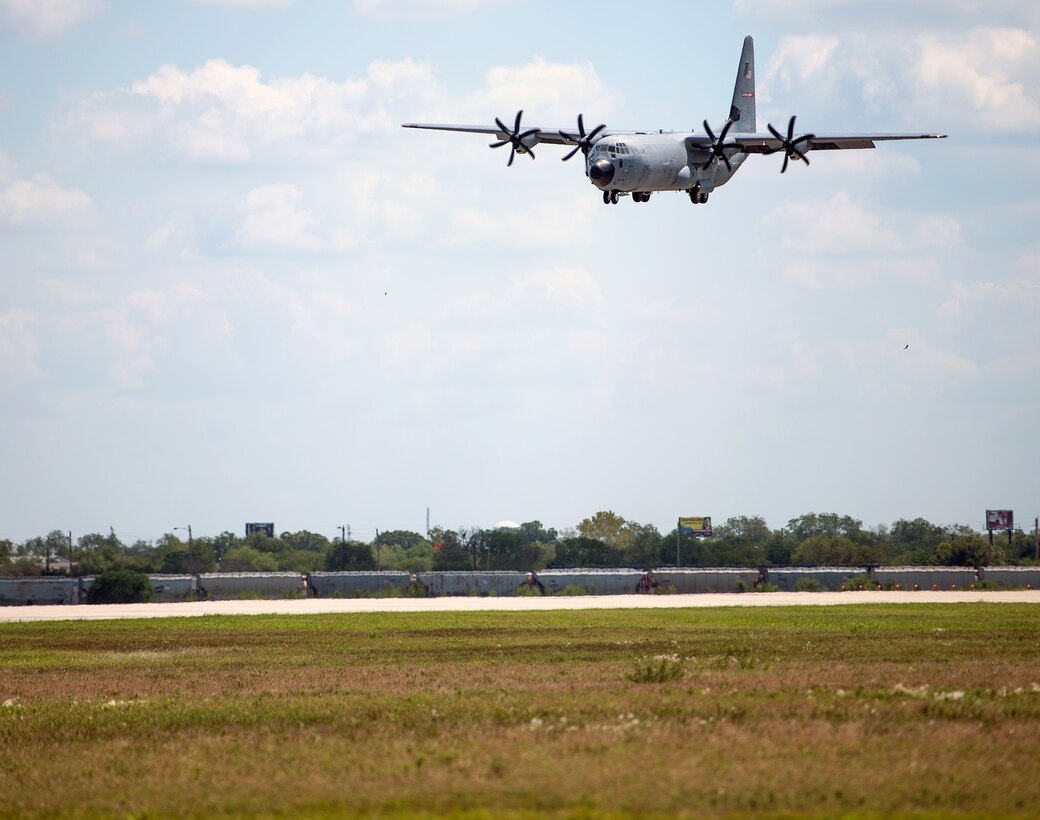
[{"left": 2, "top": 604, "right": 1039, "bottom": 816}]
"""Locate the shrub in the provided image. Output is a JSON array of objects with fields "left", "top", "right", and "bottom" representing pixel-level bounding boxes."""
[
  {"left": 85, "top": 568, "right": 154, "bottom": 604},
  {"left": 557, "top": 584, "right": 592, "bottom": 596},
  {"left": 795, "top": 578, "right": 821, "bottom": 592},
  {"left": 629, "top": 655, "right": 684, "bottom": 683},
  {"left": 843, "top": 573, "right": 874, "bottom": 591},
  {"left": 652, "top": 583, "right": 679, "bottom": 595}
]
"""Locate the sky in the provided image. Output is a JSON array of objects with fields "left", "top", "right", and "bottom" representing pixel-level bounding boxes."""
[{"left": 1, "top": 0, "right": 1038, "bottom": 545}]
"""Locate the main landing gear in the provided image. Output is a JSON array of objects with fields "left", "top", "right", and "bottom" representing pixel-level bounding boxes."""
[
  {"left": 688, "top": 184, "right": 709, "bottom": 204},
  {"left": 601, "top": 191, "right": 651, "bottom": 205}
]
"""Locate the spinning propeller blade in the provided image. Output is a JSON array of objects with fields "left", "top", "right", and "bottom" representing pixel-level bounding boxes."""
[
  {"left": 764, "top": 115, "right": 815, "bottom": 173},
  {"left": 559, "top": 113, "right": 607, "bottom": 162},
  {"left": 489, "top": 110, "right": 538, "bottom": 166},
  {"left": 701, "top": 117, "right": 736, "bottom": 172}
]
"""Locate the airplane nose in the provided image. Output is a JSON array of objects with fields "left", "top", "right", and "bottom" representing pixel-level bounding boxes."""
[{"left": 588, "top": 158, "right": 615, "bottom": 188}]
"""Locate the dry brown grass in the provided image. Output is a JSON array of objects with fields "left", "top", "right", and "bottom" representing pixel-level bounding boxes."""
[{"left": 1, "top": 605, "right": 1039, "bottom": 816}]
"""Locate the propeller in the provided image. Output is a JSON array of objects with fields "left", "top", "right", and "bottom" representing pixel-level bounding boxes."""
[
  {"left": 701, "top": 117, "right": 736, "bottom": 172},
  {"left": 489, "top": 110, "right": 539, "bottom": 167},
  {"left": 764, "top": 115, "right": 815, "bottom": 173},
  {"left": 559, "top": 114, "right": 607, "bottom": 162}
]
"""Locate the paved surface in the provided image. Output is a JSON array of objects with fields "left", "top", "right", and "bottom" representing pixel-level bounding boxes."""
[{"left": 2, "top": 590, "right": 1039, "bottom": 622}]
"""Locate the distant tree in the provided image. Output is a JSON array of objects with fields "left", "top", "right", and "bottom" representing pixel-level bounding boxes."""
[
  {"left": 709, "top": 516, "right": 772, "bottom": 566},
  {"left": 785, "top": 513, "right": 867, "bottom": 544},
  {"left": 374, "top": 530, "right": 427, "bottom": 551},
  {"left": 243, "top": 531, "right": 288, "bottom": 555},
  {"left": 281, "top": 530, "right": 332, "bottom": 553},
  {"left": 476, "top": 527, "right": 552, "bottom": 571},
  {"left": 222, "top": 546, "right": 279, "bottom": 572},
  {"left": 551, "top": 536, "right": 616, "bottom": 568},
  {"left": 210, "top": 531, "right": 241, "bottom": 563},
  {"left": 618, "top": 523, "right": 665, "bottom": 568},
  {"left": 324, "top": 541, "right": 377, "bottom": 572},
  {"left": 0, "top": 538, "right": 13, "bottom": 567},
  {"left": 889, "top": 518, "right": 945, "bottom": 565},
  {"left": 86, "top": 568, "right": 153, "bottom": 604},
  {"left": 276, "top": 549, "right": 325, "bottom": 574},
  {"left": 932, "top": 531, "right": 993, "bottom": 567},
  {"left": 577, "top": 511, "right": 628, "bottom": 547},
  {"left": 430, "top": 528, "right": 472, "bottom": 571},
  {"left": 75, "top": 530, "right": 126, "bottom": 574},
  {"left": 517, "top": 521, "right": 558, "bottom": 544},
  {"left": 791, "top": 534, "right": 883, "bottom": 567},
  {"left": 764, "top": 529, "right": 794, "bottom": 566}
]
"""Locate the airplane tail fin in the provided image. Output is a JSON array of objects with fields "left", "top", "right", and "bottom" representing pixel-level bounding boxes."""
[{"left": 729, "top": 35, "right": 756, "bottom": 133}]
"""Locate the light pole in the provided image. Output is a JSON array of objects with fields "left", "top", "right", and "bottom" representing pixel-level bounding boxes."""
[
  {"left": 339, "top": 525, "right": 346, "bottom": 545},
  {"left": 174, "top": 525, "right": 193, "bottom": 554}
]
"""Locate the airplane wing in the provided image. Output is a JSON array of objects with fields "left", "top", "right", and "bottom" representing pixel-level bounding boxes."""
[
  {"left": 401, "top": 122, "right": 631, "bottom": 147},
  {"left": 730, "top": 132, "right": 948, "bottom": 153}
]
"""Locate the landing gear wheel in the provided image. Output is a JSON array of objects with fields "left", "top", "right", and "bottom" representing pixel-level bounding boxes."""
[
  {"left": 699, "top": 193, "right": 709, "bottom": 204},
  {"left": 603, "top": 191, "right": 610, "bottom": 205},
  {"left": 688, "top": 184, "right": 701, "bottom": 204},
  {"left": 610, "top": 190, "right": 619, "bottom": 205}
]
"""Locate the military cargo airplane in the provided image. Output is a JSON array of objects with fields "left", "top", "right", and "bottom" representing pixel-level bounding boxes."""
[{"left": 403, "top": 36, "right": 946, "bottom": 205}]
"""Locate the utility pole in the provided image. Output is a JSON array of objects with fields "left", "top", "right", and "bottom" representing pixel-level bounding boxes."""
[
  {"left": 338, "top": 525, "right": 345, "bottom": 545},
  {"left": 68, "top": 531, "right": 73, "bottom": 576},
  {"left": 174, "top": 525, "right": 193, "bottom": 554},
  {"left": 1035, "top": 517, "right": 1038, "bottom": 564}
]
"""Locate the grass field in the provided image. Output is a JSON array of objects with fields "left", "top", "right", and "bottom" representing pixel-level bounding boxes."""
[{"left": 2, "top": 604, "right": 1039, "bottom": 817}]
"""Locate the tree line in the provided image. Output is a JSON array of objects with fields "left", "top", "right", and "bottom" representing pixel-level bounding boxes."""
[{"left": 1, "top": 511, "right": 1035, "bottom": 578}]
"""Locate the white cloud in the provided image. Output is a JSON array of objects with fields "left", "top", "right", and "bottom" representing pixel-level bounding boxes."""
[
  {"left": 192, "top": 0, "right": 293, "bottom": 7},
  {"left": 939, "top": 257, "right": 1040, "bottom": 317},
  {"left": 765, "top": 190, "right": 902, "bottom": 255},
  {"left": 0, "top": 148, "right": 17, "bottom": 184},
  {"left": 233, "top": 184, "right": 322, "bottom": 251},
  {"left": 44, "top": 278, "right": 105, "bottom": 305},
  {"left": 467, "top": 59, "right": 619, "bottom": 124},
  {"left": 0, "top": 0, "right": 103, "bottom": 39},
  {"left": 353, "top": 0, "right": 515, "bottom": 20},
  {"left": 69, "top": 57, "right": 440, "bottom": 163},
  {"left": 513, "top": 266, "right": 603, "bottom": 309},
  {"left": 736, "top": 0, "right": 1039, "bottom": 28},
  {"left": 913, "top": 29, "right": 1040, "bottom": 130},
  {"left": 0, "top": 174, "right": 93, "bottom": 226},
  {"left": 0, "top": 307, "right": 41, "bottom": 385},
  {"left": 760, "top": 28, "right": 1040, "bottom": 132}
]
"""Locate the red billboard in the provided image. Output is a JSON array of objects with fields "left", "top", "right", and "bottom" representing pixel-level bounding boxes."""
[{"left": 985, "top": 510, "right": 1013, "bottom": 531}]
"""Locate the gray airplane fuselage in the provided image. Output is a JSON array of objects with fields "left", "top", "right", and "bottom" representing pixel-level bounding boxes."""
[{"left": 583, "top": 133, "right": 746, "bottom": 195}]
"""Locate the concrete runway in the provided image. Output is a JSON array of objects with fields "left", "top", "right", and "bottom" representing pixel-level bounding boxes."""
[{"left": 2, "top": 590, "right": 1039, "bottom": 622}]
